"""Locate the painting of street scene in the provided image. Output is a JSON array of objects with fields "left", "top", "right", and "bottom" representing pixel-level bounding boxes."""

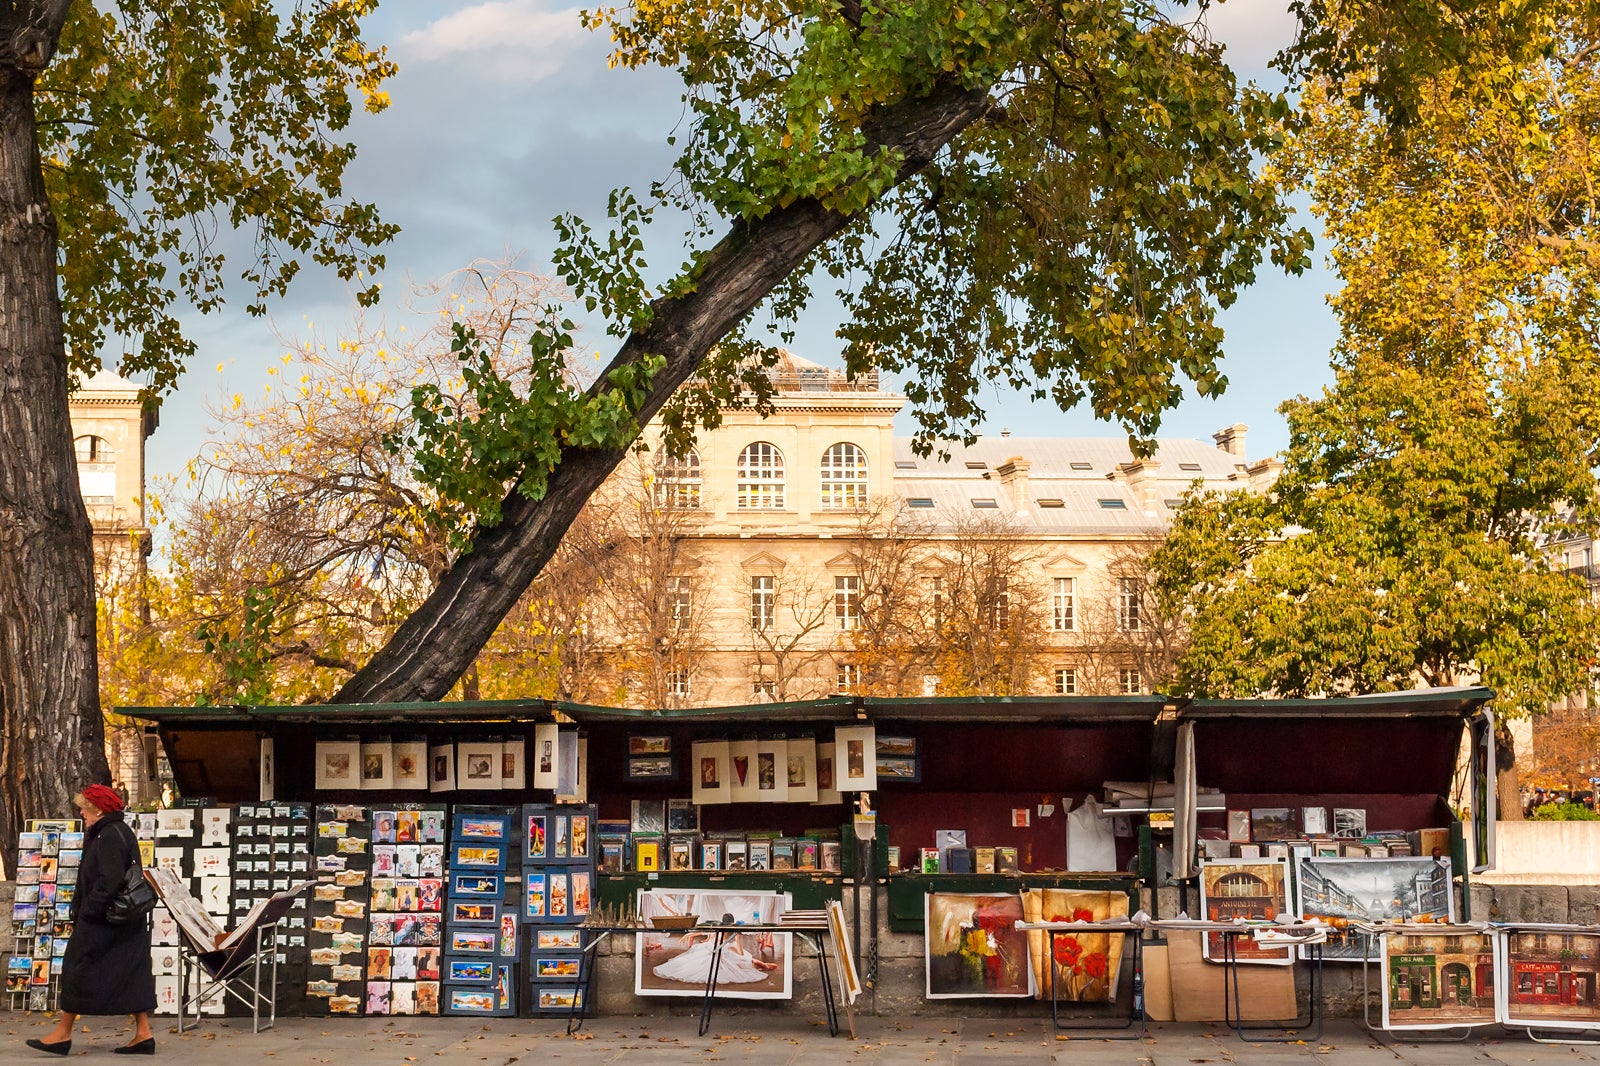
[
  {"left": 1501, "top": 929, "right": 1600, "bottom": 1029},
  {"left": 1382, "top": 930, "right": 1496, "bottom": 1029},
  {"left": 1199, "top": 858, "right": 1292, "bottom": 965},
  {"left": 1295, "top": 857, "right": 1453, "bottom": 961}
]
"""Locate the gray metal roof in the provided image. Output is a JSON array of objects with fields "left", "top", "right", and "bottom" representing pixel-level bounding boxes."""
[{"left": 891, "top": 436, "right": 1252, "bottom": 480}]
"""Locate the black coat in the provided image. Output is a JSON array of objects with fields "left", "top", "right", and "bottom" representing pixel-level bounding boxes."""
[{"left": 60, "top": 811, "right": 156, "bottom": 1015}]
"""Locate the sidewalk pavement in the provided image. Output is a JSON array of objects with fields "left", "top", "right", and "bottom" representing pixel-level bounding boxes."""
[{"left": 7, "top": 1013, "right": 1600, "bottom": 1064}]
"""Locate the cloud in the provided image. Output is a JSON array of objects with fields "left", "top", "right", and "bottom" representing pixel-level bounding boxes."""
[{"left": 401, "top": 1, "right": 591, "bottom": 84}]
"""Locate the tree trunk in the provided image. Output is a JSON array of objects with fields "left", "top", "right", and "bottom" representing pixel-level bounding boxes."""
[
  {"left": 0, "top": 33, "right": 110, "bottom": 864},
  {"left": 335, "top": 81, "right": 991, "bottom": 704},
  {"left": 1496, "top": 718, "right": 1523, "bottom": 821}
]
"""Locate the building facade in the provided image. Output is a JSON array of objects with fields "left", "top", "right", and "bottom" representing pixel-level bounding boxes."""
[{"left": 556, "top": 355, "right": 1278, "bottom": 709}]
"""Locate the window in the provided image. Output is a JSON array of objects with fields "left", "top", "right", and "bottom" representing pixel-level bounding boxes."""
[
  {"left": 750, "top": 575, "right": 775, "bottom": 631},
  {"left": 836, "top": 662, "right": 860, "bottom": 693},
  {"left": 737, "top": 442, "right": 785, "bottom": 509},
  {"left": 907, "top": 498, "right": 934, "bottom": 508},
  {"left": 987, "top": 576, "right": 1009, "bottom": 629},
  {"left": 654, "top": 449, "right": 702, "bottom": 508},
  {"left": 1069, "top": 461, "right": 1093, "bottom": 470},
  {"left": 965, "top": 461, "right": 988, "bottom": 470},
  {"left": 1054, "top": 667, "right": 1077, "bottom": 695},
  {"left": 752, "top": 679, "right": 776, "bottom": 699},
  {"left": 1118, "top": 577, "right": 1142, "bottom": 631},
  {"left": 971, "top": 498, "right": 998, "bottom": 508},
  {"left": 667, "top": 576, "right": 691, "bottom": 631},
  {"left": 1098, "top": 498, "right": 1127, "bottom": 510},
  {"left": 74, "top": 435, "right": 115, "bottom": 505},
  {"left": 669, "top": 668, "right": 691, "bottom": 698},
  {"left": 1036, "top": 498, "right": 1064, "bottom": 508},
  {"left": 1119, "top": 667, "right": 1142, "bottom": 695},
  {"left": 1052, "top": 578, "right": 1075, "bottom": 631},
  {"left": 820, "top": 442, "right": 869, "bottom": 509},
  {"left": 894, "top": 460, "right": 918, "bottom": 470},
  {"left": 1179, "top": 462, "right": 1202, "bottom": 471},
  {"left": 835, "top": 575, "right": 860, "bottom": 630},
  {"left": 923, "top": 575, "right": 943, "bottom": 627}
]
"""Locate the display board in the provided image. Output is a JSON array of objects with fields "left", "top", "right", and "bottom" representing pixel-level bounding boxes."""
[
  {"left": 522, "top": 803, "right": 596, "bottom": 1015},
  {"left": 8, "top": 819, "right": 81, "bottom": 1012},
  {"left": 230, "top": 803, "right": 313, "bottom": 1013},
  {"left": 443, "top": 806, "right": 516, "bottom": 1016},
  {"left": 366, "top": 804, "right": 447, "bottom": 1016},
  {"left": 307, "top": 804, "right": 372, "bottom": 1015}
]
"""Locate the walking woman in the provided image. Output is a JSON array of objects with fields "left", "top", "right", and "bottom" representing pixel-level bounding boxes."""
[{"left": 27, "top": 784, "right": 156, "bottom": 1056}]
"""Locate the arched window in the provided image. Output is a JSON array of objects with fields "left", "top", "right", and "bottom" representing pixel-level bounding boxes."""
[
  {"left": 74, "top": 435, "right": 116, "bottom": 505},
  {"left": 654, "top": 448, "right": 702, "bottom": 509},
  {"left": 819, "top": 442, "right": 868, "bottom": 509},
  {"left": 737, "top": 442, "right": 785, "bottom": 509}
]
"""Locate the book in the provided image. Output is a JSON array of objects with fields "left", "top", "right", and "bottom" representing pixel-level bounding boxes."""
[
  {"left": 974, "top": 847, "right": 996, "bottom": 874},
  {"left": 995, "top": 847, "right": 1018, "bottom": 874},
  {"left": 920, "top": 848, "right": 940, "bottom": 874}
]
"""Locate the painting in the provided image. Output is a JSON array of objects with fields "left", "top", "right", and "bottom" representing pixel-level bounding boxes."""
[
  {"left": 1198, "top": 857, "right": 1293, "bottom": 965},
  {"left": 729, "top": 739, "right": 760, "bottom": 803},
  {"left": 456, "top": 742, "right": 502, "bottom": 791},
  {"left": 875, "top": 735, "right": 921, "bottom": 783},
  {"left": 634, "top": 889, "right": 792, "bottom": 1000},
  {"left": 834, "top": 725, "right": 877, "bottom": 792},
  {"left": 393, "top": 741, "right": 428, "bottom": 790},
  {"left": 314, "top": 741, "right": 360, "bottom": 791},
  {"left": 627, "top": 756, "right": 675, "bottom": 780},
  {"left": 785, "top": 738, "right": 819, "bottom": 803},
  {"left": 691, "top": 740, "right": 731, "bottom": 806},
  {"left": 427, "top": 744, "right": 455, "bottom": 792},
  {"left": 1295, "top": 856, "right": 1454, "bottom": 961},
  {"left": 1381, "top": 929, "right": 1497, "bottom": 1029},
  {"left": 629, "top": 735, "right": 672, "bottom": 755},
  {"left": 925, "top": 892, "right": 1034, "bottom": 998},
  {"left": 532, "top": 722, "right": 560, "bottom": 790},
  {"left": 1020, "top": 888, "right": 1129, "bottom": 1003},
  {"left": 1499, "top": 927, "right": 1600, "bottom": 1030}
]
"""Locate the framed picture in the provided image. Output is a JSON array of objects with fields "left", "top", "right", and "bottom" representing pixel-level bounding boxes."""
[
  {"left": 729, "top": 739, "right": 760, "bottom": 803},
  {"left": 754, "top": 738, "right": 788, "bottom": 802},
  {"left": 500, "top": 739, "right": 525, "bottom": 790},
  {"left": 634, "top": 889, "right": 792, "bottom": 1000},
  {"left": 834, "top": 726, "right": 877, "bottom": 792},
  {"left": 1380, "top": 928, "right": 1496, "bottom": 1029},
  {"left": 785, "top": 738, "right": 818, "bottom": 803},
  {"left": 1294, "top": 856, "right": 1454, "bottom": 961},
  {"left": 627, "top": 755, "right": 675, "bottom": 780},
  {"left": 1301, "top": 806, "right": 1328, "bottom": 836},
  {"left": 667, "top": 837, "right": 695, "bottom": 871},
  {"left": 1198, "top": 857, "right": 1293, "bottom": 965},
  {"left": 1334, "top": 807, "right": 1368, "bottom": 839},
  {"left": 450, "top": 873, "right": 502, "bottom": 898},
  {"left": 535, "top": 927, "right": 583, "bottom": 951},
  {"left": 451, "top": 844, "right": 505, "bottom": 871},
  {"left": 259, "top": 737, "right": 275, "bottom": 801},
  {"left": 315, "top": 740, "right": 361, "bottom": 791},
  {"left": 875, "top": 735, "right": 920, "bottom": 783},
  {"left": 1499, "top": 926, "right": 1600, "bottom": 1030},
  {"left": 449, "top": 928, "right": 497, "bottom": 954},
  {"left": 815, "top": 742, "right": 842, "bottom": 805},
  {"left": 666, "top": 799, "right": 699, "bottom": 833},
  {"left": 524, "top": 871, "right": 547, "bottom": 919},
  {"left": 456, "top": 742, "right": 502, "bottom": 791},
  {"left": 631, "top": 799, "right": 666, "bottom": 835},
  {"left": 1250, "top": 807, "right": 1294, "bottom": 842},
  {"left": 700, "top": 842, "right": 722, "bottom": 871},
  {"left": 691, "top": 740, "right": 731, "bottom": 806},
  {"left": 629, "top": 735, "right": 672, "bottom": 756},
  {"left": 360, "top": 740, "right": 395, "bottom": 790},
  {"left": 532, "top": 723, "right": 560, "bottom": 790},
  {"left": 394, "top": 741, "right": 428, "bottom": 790},
  {"left": 533, "top": 956, "right": 581, "bottom": 981},
  {"left": 1020, "top": 888, "right": 1130, "bottom": 1004},
  {"left": 427, "top": 744, "right": 455, "bottom": 793},
  {"left": 925, "top": 893, "right": 1034, "bottom": 998},
  {"left": 453, "top": 812, "right": 509, "bottom": 841}
]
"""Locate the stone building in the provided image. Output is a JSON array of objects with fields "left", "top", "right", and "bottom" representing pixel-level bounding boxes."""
[{"left": 562, "top": 354, "right": 1278, "bottom": 709}]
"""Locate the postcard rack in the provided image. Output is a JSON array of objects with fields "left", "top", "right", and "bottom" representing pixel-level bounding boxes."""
[{"left": 6, "top": 819, "right": 81, "bottom": 1012}]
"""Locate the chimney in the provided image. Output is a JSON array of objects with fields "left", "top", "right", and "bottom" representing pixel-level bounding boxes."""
[
  {"left": 995, "top": 457, "right": 1031, "bottom": 510},
  {"left": 1213, "top": 423, "right": 1248, "bottom": 458},
  {"left": 1110, "top": 459, "right": 1162, "bottom": 515}
]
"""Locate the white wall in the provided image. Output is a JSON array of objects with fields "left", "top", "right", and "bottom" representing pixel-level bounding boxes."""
[{"left": 1477, "top": 820, "right": 1600, "bottom": 885}]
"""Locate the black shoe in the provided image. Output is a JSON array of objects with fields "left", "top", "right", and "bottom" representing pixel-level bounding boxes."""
[
  {"left": 24, "top": 1037, "right": 71, "bottom": 1055},
  {"left": 113, "top": 1037, "right": 156, "bottom": 1055}
]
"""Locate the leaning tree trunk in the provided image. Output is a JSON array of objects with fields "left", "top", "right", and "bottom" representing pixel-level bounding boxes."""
[
  {"left": 334, "top": 80, "right": 991, "bottom": 704},
  {"left": 0, "top": 5, "right": 111, "bottom": 865},
  {"left": 1496, "top": 718, "right": 1523, "bottom": 821}
]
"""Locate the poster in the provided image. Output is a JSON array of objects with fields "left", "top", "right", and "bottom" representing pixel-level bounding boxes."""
[
  {"left": 924, "top": 893, "right": 1034, "bottom": 998},
  {"left": 1499, "top": 927, "right": 1600, "bottom": 1030},
  {"left": 1020, "top": 889, "right": 1129, "bottom": 1003},
  {"left": 1295, "top": 856, "right": 1453, "bottom": 961},
  {"left": 633, "top": 889, "right": 791, "bottom": 1000},
  {"left": 1381, "top": 929, "right": 1496, "bottom": 1029},
  {"left": 1198, "top": 857, "right": 1293, "bottom": 965}
]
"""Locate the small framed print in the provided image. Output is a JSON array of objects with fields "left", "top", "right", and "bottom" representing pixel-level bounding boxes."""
[
  {"left": 785, "top": 738, "right": 819, "bottom": 802},
  {"left": 523, "top": 872, "right": 547, "bottom": 919},
  {"left": 394, "top": 741, "right": 429, "bottom": 790},
  {"left": 666, "top": 799, "right": 698, "bottom": 833},
  {"left": 452, "top": 844, "right": 505, "bottom": 871},
  {"left": 500, "top": 739, "right": 525, "bottom": 790},
  {"left": 755, "top": 738, "right": 788, "bottom": 802},
  {"left": 816, "top": 742, "right": 842, "bottom": 805},
  {"left": 535, "top": 927, "right": 583, "bottom": 951},
  {"left": 1301, "top": 806, "right": 1328, "bottom": 836},
  {"left": 453, "top": 812, "right": 509, "bottom": 842},
  {"left": 569, "top": 813, "right": 590, "bottom": 860},
  {"left": 451, "top": 901, "right": 499, "bottom": 925},
  {"left": 627, "top": 755, "right": 675, "bottom": 780},
  {"left": 525, "top": 814, "right": 548, "bottom": 861},
  {"left": 628, "top": 734, "right": 672, "bottom": 756},
  {"left": 834, "top": 725, "right": 877, "bottom": 792},
  {"left": 533, "top": 723, "right": 560, "bottom": 790},
  {"left": 631, "top": 799, "right": 666, "bottom": 836},
  {"left": 428, "top": 745, "right": 456, "bottom": 793},
  {"left": 449, "top": 928, "right": 497, "bottom": 955},
  {"left": 361, "top": 740, "right": 395, "bottom": 790},
  {"left": 315, "top": 740, "right": 360, "bottom": 791},
  {"left": 1334, "top": 808, "right": 1368, "bottom": 839},
  {"left": 533, "top": 956, "right": 581, "bottom": 981},
  {"left": 875, "top": 735, "right": 920, "bottom": 783},
  {"left": 457, "top": 742, "right": 502, "bottom": 791},
  {"left": 691, "top": 739, "right": 731, "bottom": 806},
  {"left": 729, "top": 739, "right": 760, "bottom": 803},
  {"left": 446, "top": 958, "right": 492, "bottom": 984}
]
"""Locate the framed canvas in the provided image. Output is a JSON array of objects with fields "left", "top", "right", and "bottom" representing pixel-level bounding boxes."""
[
  {"left": 785, "top": 739, "right": 818, "bottom": 804},
  {"left": 925, "top": 893, "right": 1034, "bottom": 998},
  {"left": 1019, "top": 888, "right": 1130, "bottom": 1003},
  {"left": 834, "top": 726, "right": 877, "bottom": 792},
  {"left": 1250, "top": 807, "right": 1293, "bottom": 842},
  {"left": 499, "top": 739, "right": 525, "bottom": 790},
  {"left": 315, "top": 740, "right": 360, "bottom": 791},
  {"left": 1295, "top": 856, "right": 1453, "bottom": 961},
  {"left": 360, "top": 740, "right": 395, "bottom": 790},
  {"left": 631, "top": 799, "right": 666, "bottom": 836},
  {"left": 427, "top": 745, "right": 456, "bottom": 793},
  {"left": 1301, "top": 806, "right": 1328, "bottom": 836},
  {"left": 729, "top": 739, "right": 760, "bottom": 803},
  {"left": 1334, "top": 807, "right": 1368, "bottom": 839},
  {"left": 1198, "top": 857, "right": 1293, "bottom": 965},
  {"left": 691, "top": 740, "right": 731, "bottom": 806},
  {"left": 532, "top": 723, "right": 560, "bottom": 790},
  {"left": 394, "top": 741, "right": 429, "bottom": 790},
  {"left": 815, "top": 742, "right": 842, "bottom": 805},
  {"left": 1499, "top": 925, "right": 1600, "bottom": 1030},
  {"left": 456, "top": 742, "right": 502, "bottom": 791},
  {"left": 634, "top": 889, "right": 792, "bottom": 1000},
  {"left": 1380, "top": 928, "right": 1497, "bottom": 1029}
]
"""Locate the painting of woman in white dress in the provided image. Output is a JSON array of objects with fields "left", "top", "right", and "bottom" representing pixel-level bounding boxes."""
[{"left": 634, "top": 890, "right": 793, "bottom": 999}]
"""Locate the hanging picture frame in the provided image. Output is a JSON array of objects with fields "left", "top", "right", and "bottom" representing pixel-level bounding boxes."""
[
  {"left": 814, "top": 742, "right": 842, "bottom": 805},
  {"left": 457, "top": 741, "right": 502, "bottom": 791},
  {"left": 500, "top": 739, "right": 526, "bottom": 790},
  {"left": 833, "top": 726, "right": 877, "bottom": 792},
  {"left": 875, "top": 735, "right": 920, "bottom": 783},
  {"left": 258, "top": 737, "right": 275, "bottom": 802},
  {"left": 428, "top": 744, "right": 455, "bottom": 793},
  {"left": 315, "top": 740, "right": 361, "bottom": 792},
  {"left": 360, "top": 739, "right": 395, "bottom": 790},
  {"left": 754, "top": 738, "right": 789, "bottom": 803},
  {"left": 394, "top": 740, "right": 429, "bottom": 790},
  {"left": 690, "top": 740, "right": 730, "bottom": 806},
  {"left": 532, "top": 722, "right": 559, "bottom": 790},
  {"left": 728, "top": 739, "right": 760, "bottom": 803},
  {"left": 785, "top": 738, "right": 818, "bottom": 803},
  {"left": 627, "top": 754, "right": 675, "bottom": 781}
]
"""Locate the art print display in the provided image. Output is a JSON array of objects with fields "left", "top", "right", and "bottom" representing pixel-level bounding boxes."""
[
  {"left": 533, "top": 722, "right": 560, "bottom": 789},
  {"left": 428, "top": 744, "right": 456, "bottom": 793},
  {"left": 360, "top": 740, "right": 394, "bottom": 790},
  {"left": 1295, "top": 856, "right": 1454, "bottom": 961},
  {"left": 500, "top": 739, "right": 525, "bottom": 789},
  {"left": 634, "top": 889, "right": 792, "bottom": 1000},
  {"left": 924, "top": 893, "right": 1034, "bottom": 998},
  {"left": 691, "top": 739, "right": 731, "bottom": 805},
  {"left": 456, "top": 742, "right": 502, "bottom": 791},
  {"left": 815, "top": 741, "right": 842, "bottom": 805},
  {"left": 307, "top": 804, "right": 374, "bottom": 1014},
  {"left": 785, "top": 738, "right": 819, "bottom": 803},
  {"left": 393, "top": 741, "right": 429, "bottom": 790},
  {"left": 9, "top": 818, "right": 81, "bottom": 1011},
  {"left": 1198, "top": 857, "right": 1293, "bottom": 965},
  {"left": 1020, "top": 889, "right": 1129, "bottom": 1003},
  {"left": 1499, "top": 926, "right": 1600, "bottom": 1030},
  {"left": 315, "top": 741, "right": 361, "bottom": 791},
  {"left": 728, "top": 739, "right": 761, "bottom": 803},
  {"left": 875, "top": 735, "right": 920, "bottom": 783},
  {"left": 833, "top": 725, "right": 877, "bottom": 792},
  {"left": 1381, "top": 929, "right": 1497, "bottom": 1029}
]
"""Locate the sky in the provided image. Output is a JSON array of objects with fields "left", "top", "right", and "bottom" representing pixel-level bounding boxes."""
[{"left": 146, "top": 0, "right": 1338, "bottom": 492}]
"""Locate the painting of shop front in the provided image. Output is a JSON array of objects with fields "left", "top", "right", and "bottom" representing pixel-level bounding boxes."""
[
  {"left": 1381, "top": 930, "right": 1496, "bottom": 1030},
  {"left": 1500, "top": 929, "right": 1600, "bottom": 1030}
]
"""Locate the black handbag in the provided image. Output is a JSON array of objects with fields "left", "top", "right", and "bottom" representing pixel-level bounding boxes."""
[{"left": 105, "top": 827, "right": 157, "bottom": 925}]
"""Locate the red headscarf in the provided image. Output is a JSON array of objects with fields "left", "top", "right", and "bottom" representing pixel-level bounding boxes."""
[{"left": 81, "top": 783, "right": 125, "bottom": 814}]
